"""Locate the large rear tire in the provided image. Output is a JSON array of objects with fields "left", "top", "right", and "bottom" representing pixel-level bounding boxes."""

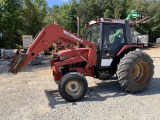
[
  {"left": 117, "top": 51, "right": 154, "bottom": 93},
  {"left": 58, "top": 72, "right": 88, "bottom": 102}
]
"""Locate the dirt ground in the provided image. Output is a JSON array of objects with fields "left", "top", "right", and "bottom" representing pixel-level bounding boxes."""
[{"left": 0, "top": 47, "right": 160, "bottom": 120}]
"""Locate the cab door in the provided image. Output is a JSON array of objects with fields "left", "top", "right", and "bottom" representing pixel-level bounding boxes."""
[{"left": 101, "top": 24, "right": 126, "bottom": 67}]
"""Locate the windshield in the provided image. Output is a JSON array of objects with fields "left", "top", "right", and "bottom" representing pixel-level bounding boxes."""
[{"left": 84, "top": 24, "right": 100, "bottom": 44}]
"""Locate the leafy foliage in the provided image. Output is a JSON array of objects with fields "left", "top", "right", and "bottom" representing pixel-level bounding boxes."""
[
  {"left": 0, "top": 0, "right": 47, "bottom": 48},
  {"left": 1, "top": 0, "right": 160, "bottom": 48}
]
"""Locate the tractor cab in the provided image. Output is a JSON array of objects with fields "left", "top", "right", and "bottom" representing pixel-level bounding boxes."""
[{"left": 84, "top": 19, "right": 139, "bottom": 68}]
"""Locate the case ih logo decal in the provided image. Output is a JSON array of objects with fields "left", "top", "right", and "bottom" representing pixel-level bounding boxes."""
[{"left": 63, "top": 30, "right": 83, "bottom": 42}]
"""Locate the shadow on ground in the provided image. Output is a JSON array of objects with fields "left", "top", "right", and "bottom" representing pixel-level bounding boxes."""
[
  {"left": 44, "top": 90, "right": 76, "bottom": 108},
  {"left": 44, "top": 77, "right": 160, "bottom": 108},
  {"left": 44, "top": 81, "right": 126, "bottom": 108}
]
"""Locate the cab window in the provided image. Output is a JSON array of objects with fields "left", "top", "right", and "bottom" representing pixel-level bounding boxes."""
[
  {"left": 85, "top": 24, "right": 100, "bottom": 44},
  {"left": 103, "top": 24, "right": 125, "bottom": 50}
]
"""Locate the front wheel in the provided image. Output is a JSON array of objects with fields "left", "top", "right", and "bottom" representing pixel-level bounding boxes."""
[
  {"left": 58, "top": 72, "right": 88, "bottom": 102},
  {"left": 117, "top": 51, "right": 154, "bottom": 93}
]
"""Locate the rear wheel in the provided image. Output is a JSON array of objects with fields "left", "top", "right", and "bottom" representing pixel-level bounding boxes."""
[
  {"left": 117, "top": 51, "right": 154, "bottom": 93},
  {"left": 58, "top": 72, "right": 88, "bottom": 102}
]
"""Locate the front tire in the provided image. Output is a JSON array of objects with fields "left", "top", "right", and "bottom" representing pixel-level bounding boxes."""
[
  {"left": 117, "top": 51, "right": 154, "bottom": 93},
  {"left": 58, "top": 72, "right": 88, "bottom": 102}
]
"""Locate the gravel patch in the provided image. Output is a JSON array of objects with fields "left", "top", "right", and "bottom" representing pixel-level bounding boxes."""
[{"left": 0, "top": 48, "right": 160, "bottom": 120}]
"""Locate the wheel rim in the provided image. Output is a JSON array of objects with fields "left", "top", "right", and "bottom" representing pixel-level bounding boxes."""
[
  {"left": 131, "top": 61, "right": 149, "bottom": 85},
  {"left": 65, "top": 81, "right": 81, "bottom": 96}
]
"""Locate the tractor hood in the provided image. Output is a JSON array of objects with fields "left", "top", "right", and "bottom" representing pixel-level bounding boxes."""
[{"left": 55, "top": 48, "right": 90, "bottom": 58}]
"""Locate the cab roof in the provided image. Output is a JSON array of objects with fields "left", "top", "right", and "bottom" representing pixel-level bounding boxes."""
[{"left": 88, "top": 18, "right": 133, "bottom": 26}]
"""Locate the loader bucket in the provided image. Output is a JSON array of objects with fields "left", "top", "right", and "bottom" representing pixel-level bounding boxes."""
[{"left": 8, "top": 53, "right": 27, "bottom": 74}]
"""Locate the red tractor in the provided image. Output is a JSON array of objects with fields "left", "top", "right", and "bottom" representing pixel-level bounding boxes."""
[{"left": 8, "top": 19, "right": 154, "bottom": 102}]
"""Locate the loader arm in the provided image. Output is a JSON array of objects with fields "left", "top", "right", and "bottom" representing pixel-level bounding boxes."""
[{"left": 8, "top": 24, "right": 96, "bottom": 74}]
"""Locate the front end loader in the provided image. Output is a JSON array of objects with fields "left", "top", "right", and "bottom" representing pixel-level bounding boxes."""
[{"left": 8, "top": 19, "right": 154, "bottom": 102}]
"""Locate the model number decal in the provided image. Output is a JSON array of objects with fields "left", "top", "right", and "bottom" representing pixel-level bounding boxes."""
[{"left": 63, "top": 30, "right": 83, "bottom": 42}]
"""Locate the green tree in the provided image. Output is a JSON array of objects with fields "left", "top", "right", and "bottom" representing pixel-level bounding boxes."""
[
  {"left": 128, "top": 0, "right": 160, "bottom": 42},
  {"left": 44, "top": 5, "right": 59, "bottom": 24},
  {"left": 0, "top": 0, "right": 23, "bottom": 48},
  {"left": 77, "top": 0, "right": 129, "bottom": 35},
  {"left": 66, "top": 0, "right": 77, "bottom": 33},
  {"left": 56, "top": 4, "right": 70, "bottom": 29},
  {"left": 1, "top": 0, "right": 160, "bottom": 48},
  {"left": 22, "top": 0, "right": 47, "bottom": 35},
  {"left": 47, "top": 1, "right": 78, "bottom": 33},
  {"left": 0, "top": 0, "right": 48, "bottom": 48}
]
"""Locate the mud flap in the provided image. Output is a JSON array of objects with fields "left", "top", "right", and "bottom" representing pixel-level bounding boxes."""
[{"left": 8, "top": 54, "right": 27, "bottom": 74}]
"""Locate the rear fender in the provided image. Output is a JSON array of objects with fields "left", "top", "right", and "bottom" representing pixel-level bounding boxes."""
[
  {"left": 109, "top": 45, "right": 143, "bottom": 75},
  {"left": 116, "top": 45, "right": 143, "bottom": 56}
]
